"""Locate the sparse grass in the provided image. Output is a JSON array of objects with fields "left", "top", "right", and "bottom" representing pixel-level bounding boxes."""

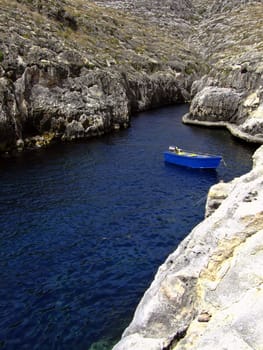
[
  {"left": 3, "top": 0, "right": 260, "bottom": 82},
  {"left": 43, "top": 0, "right": 197, "bottom": 72}
]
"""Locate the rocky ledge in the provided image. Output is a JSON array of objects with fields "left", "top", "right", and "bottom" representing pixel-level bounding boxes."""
[
  {"left": 182, "top": 86, "right": 263, "bottom": 143},
  {"left": 0, "top": 0, "right": 199, "bottom": 156},
  {"left": 114, "top": 144, "right": 263, "bottom": 350}
]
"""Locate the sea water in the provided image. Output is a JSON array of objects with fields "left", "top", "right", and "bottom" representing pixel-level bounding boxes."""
[{"left": 0, "top": 105, "right": 257, "bottom": 349}]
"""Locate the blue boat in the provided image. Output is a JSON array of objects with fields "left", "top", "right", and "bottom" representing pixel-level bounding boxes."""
[{"left": 164, "top": 146, "right": 222, "bottom": 169}]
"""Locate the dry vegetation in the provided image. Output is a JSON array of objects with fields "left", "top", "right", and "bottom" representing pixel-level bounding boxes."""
[{"left": 0, "top": 0, "right": 201, "bottom": 75}]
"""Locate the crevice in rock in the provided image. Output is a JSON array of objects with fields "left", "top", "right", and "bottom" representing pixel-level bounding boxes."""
[{"left": 162, "top": 328, "right": 188, "bottom": 350}]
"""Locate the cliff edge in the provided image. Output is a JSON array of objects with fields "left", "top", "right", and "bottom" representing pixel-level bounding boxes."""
[{"left": 114, "top": 145, "right": 263, "bottom": 350}]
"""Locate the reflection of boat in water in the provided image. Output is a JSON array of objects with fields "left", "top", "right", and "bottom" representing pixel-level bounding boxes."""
[{"left": 164, "top": 146, "right": 222, "bottom": 169}]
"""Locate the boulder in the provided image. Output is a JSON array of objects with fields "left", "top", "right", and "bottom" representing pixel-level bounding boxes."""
[{"left": 187, "top": 86, "right": 242, "bottom": 123}]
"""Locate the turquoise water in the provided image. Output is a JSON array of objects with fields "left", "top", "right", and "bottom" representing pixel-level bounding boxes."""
[{"left": 0, "top": 105, "right": 257, "bottom": 349}]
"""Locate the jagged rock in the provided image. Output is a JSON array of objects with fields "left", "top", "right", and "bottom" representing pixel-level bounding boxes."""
[
  {"left": 0, "top": 77, "right": 18, "bottom": 151},
  {"left": 114, "top": 145, "right": 263, "bottom": 350},
  {"left": 239, "top": 89, "right": 263, "bottom": 137},
  {"left": 190, "top": 76, "right": 218, "bottom": 98},
  {"left": 183, "top": 85, "right": 263, "bottom": 143},
  {"left": 205, "top": 181, "right": 232, "bottom": 217},
  {"left": 183, "top": 0, "right": 263, "bottom": 143},
  {"left": 64, "top": 120, "right": 85, "bottom": 140},
  {"left": 0, "top": 0, "right": 200, "bottom": 155},
  {"left": 186, "top": 86, "right": 242, "bottom": 122},
  {"left": 2, "top": 0, "right": 261, "bottom": 154}
]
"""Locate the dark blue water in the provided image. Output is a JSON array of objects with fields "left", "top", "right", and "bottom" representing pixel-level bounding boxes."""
[{"left": 0, "top": 105, "right": 257, "bottom": 349}]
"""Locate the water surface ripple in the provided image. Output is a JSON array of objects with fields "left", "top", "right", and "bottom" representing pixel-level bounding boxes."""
[{"left": 0, "top": 105, "right": 257, "bottom": 349}]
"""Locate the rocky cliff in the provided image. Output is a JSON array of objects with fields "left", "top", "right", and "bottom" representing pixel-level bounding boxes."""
[
  {"left": 183, "top": 0, "right": 263, "bottom": 143},
  {"left": 1, "top": 0, "right": 262, "bottom": 155},
  {"left": 114, "top": 144, "right": 263, "bottom": 350},
  {"left": 92, "top": 1, "right": 263, "bottom": 349},
  {"left": 1, "top": 1, "right": 263, "bottom": 349},
  {"left": 93, "top": 0, "right": 263, "bottom": 145},
  {"left": 0, "top": 0, "right": 201, "bottom": 155}
]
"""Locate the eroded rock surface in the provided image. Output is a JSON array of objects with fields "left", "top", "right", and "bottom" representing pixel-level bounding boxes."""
[
  {"left": 114, "top": 145, "right": 263, "bottom": 350},
  {"left": 1, "top": 1, "right": 263, "bottom": 349},
  {"left": 183, "top": 0, "right": 263, "bottom": 143},
  {"left": 0, "top": 0, "right": 199, "bottom": 155},
  {"left": 1, "top": 0, "right": 262, "bottom": 155}
]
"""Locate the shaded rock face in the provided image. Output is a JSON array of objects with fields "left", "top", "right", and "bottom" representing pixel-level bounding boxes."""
[
  {"left": 114, "top": 145, "right": 263, "bottom": 350},
  {"left": 205, "top": 181, "right": 232, "bottom": 217},
  {"left": 0, "top": 78, "right": 19, "bottom": 151},
  {"left": 29, "top": 68, "right": 185, "bottom": 140},
  {"left": 0, "top": 0, "right": 199, "bottom": 155},
  {"left": 0, "top": 63, "right": 186, "bottom": 152}
]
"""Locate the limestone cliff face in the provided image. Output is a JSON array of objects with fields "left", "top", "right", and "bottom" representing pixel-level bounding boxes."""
[
  {"left": 183, "top": 0, "right": 263, "bottom": 143},
  {"left": 114, "top": 145, "right": 263, "bottom": 350},
  {"left": 0, "top": 0, "right": 197, "bottom": 155},
  {"left": 105, "top": 2, "right": 263, "bottom": 348},
  {"left": 1, "top": 0, "right": 262, "bottom": 154},
  {"left": 2, "top": 1, "right": 263, "bottom": 349}
]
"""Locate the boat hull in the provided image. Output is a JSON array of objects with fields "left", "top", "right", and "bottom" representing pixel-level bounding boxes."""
[{"left": 164, "top": 151, "right": 222, "bottom": 169}]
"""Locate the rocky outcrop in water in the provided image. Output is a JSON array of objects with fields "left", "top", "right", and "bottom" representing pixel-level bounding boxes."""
[{"left": 114, "top": 144, "right": 263, "bottom": 350}]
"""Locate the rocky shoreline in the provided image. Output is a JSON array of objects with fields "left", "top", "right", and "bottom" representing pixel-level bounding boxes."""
[
  {"left": 183, "top": 84, "right": 263, "bottom": 144},
  {"left": 0, "top": 0, "right": 198, "bottom": 156},
  {"left": 1, "top": 1, "right": 263, "bottom": 349},
  {"left": 182, "top": 116, "right": 263, "bottom": 144},
  {"left": 1, "top": 0, "right": 262, "bottom": 156},
  {"left": 114, "top": 145, "right": 263, "bottom": 349}
]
